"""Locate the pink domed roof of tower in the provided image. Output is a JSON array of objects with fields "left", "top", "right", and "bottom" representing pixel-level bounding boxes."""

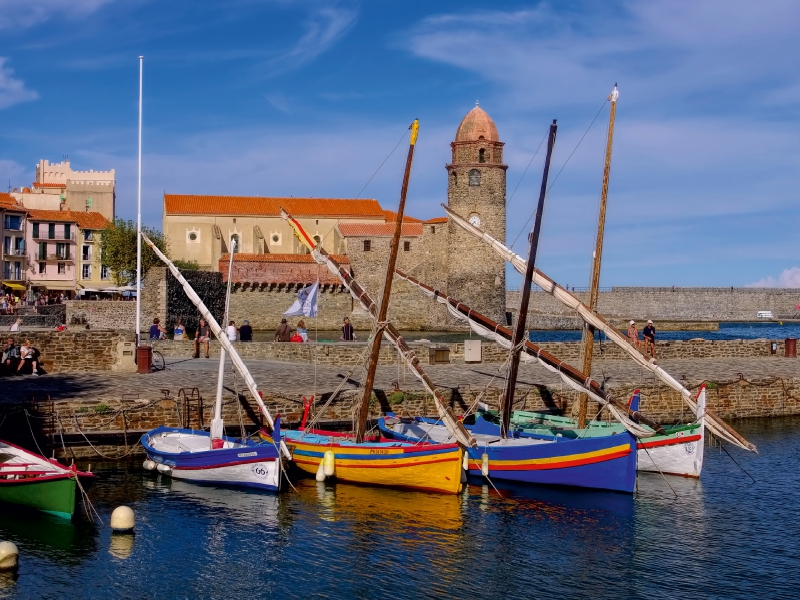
[{"left": 454, "top": 104, "right": 500, "bottom": 142}]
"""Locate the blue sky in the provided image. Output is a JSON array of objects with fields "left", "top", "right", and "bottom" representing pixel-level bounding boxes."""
[{"left": 1, "top": 0, "right": 799, "bottom": 288}]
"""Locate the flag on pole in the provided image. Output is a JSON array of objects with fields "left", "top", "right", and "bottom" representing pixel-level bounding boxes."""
[{"left": 283, "top": 281, "right": 319, "bottom": 317}]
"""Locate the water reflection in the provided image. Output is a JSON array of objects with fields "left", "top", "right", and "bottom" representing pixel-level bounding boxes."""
[{"left": 108, "top": 534, "right": 135, "bottom": 560}]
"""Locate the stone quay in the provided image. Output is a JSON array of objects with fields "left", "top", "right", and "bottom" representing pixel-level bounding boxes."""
[{"left": 1, "top": 329, "right": 799, "bottom": 459}]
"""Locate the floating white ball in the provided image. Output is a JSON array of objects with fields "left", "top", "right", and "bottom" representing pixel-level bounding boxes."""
[
  {"left": 156, "top": 463, "right": 171, "bottom": 473},
  {"left": 142, "top": 460, "right": 156, "bottom": 471},
  {"left": 0, "top": 541, "right": 19, "bottom": 571},
  {"left": 110, "top": 506, "right": 135, "bottom": 532}
]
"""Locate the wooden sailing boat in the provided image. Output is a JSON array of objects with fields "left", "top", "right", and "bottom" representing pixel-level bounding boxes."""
[
  {"left": 140, "top": 233, "right": 286, "bottom": 492},
  {"left": 390, "top": 269, "right": 705, "bottom": 477},
  {"left": 442, "top": 199, "right": 757, "bottom": 454},
  {"left": 381, "top": 121, "right": 638, "bottom": 494},
  {"left": 265, "top": 121, "right": 472, "bottom": 495}
]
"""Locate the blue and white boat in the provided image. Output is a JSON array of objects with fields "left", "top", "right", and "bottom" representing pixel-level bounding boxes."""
[
  {"left": 142, "top": 426, "right": 282, "bottom": 491},
  {"left": 379, "top": 415, "right": 637, "bottom": 493},
  {"left": 140, "top": 234, "right": 289, "bottom": 492}
]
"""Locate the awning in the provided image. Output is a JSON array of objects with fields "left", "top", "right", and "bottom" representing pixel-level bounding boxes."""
[
  {"left": 31, "top": 281, "right": 76, "bottom": 291},
  {"left": 3, "top": 283, "right": 26, "bottom": 290}
]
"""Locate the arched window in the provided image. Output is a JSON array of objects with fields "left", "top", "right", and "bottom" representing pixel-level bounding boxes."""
[
  {"left": 230, "top": 234, "right": 240, "bottom": 252},
  {"left": 469, "top": 169, "right": 481, "bottom": 186},
  {"left": 313, "top": 235, "right": 321, "bottom": 246},
  {"left": 478, "top": 148, "right": 486, "bottom": 163},
  {"left": 451, "top": 171, "right": 457, "bottom": 186}
]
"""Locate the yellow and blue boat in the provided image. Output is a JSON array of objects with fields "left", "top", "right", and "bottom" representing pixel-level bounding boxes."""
[{"left": 261, "top": 429, "right": 464, "bottom": 495}]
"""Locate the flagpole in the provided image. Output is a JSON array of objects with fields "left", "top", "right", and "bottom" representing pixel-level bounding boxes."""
[{"left": 135, "top": 56, "right": 143, "bottom": 345}]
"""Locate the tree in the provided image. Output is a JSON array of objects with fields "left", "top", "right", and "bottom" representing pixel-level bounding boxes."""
[
  {"left": 100, "top": 219, "right": 169, "bottom": 285},
  {"left": 172, "top": 259, "right": 200, "bottom": 271}
]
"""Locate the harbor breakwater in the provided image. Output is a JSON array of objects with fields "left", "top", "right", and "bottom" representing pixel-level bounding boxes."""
[{"left": 511, "top": 286, "right": 800, "bottom": 324}]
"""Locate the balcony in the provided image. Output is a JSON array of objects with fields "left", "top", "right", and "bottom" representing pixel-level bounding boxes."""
[
  {"left": 2, "top": 222, "right": 23, "bottom": 232},
  {"left": 2, "top": 249, "right": 26, "bottom": 258},
  {"left": 32, "top": 231, "right": 75, "bottom": 241},
  {"left": 32, "top": 253, "right": 73, "bottom": 263},
  {"left": 2, "top": 272, "right": 24, "bottom": 282}
]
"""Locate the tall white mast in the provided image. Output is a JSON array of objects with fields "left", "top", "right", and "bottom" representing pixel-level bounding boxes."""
[
  {"left": 211, "top": 238, "right": 236, "bottom": 443},
  {"left": 135, "top": 56, "right": 143, "bottom": 343}
]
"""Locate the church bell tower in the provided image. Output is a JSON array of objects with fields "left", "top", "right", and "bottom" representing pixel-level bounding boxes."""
[{"left": 446, "top": 104, "right": 507, "bottom": 324}]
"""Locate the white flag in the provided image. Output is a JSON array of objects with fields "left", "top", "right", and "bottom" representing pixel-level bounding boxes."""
[{"left": 283, "top": 281, "right": 319, "bottom": 318}]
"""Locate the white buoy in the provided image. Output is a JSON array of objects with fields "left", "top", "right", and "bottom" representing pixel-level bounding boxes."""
[
  {"left": 111, "top": 506, "right": 135, "bottom": 532},
  {"left": 0, "top": 541, "right": 19, "bottom": 571},
  {"left": 323, "top": 450, "right": 335, "bottom": 477},
  {"left": 462, "top": 452, "right": 470, "bottom": 471},
  {"left": 481, "top": 453, "right": 490, "bottom": 477},
  {"left": 315, "top": 461, "right": 326, "bottom": 482},
  {"left": 156, "top": 463, "right": 171, "bottom": 473},
  {"left": 142, "top": 460, "right": 156, "bottom": 471}
]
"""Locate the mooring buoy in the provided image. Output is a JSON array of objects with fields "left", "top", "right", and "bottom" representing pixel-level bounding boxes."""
[
  {"left": 110, "top": 506, "right": 135, "bottom": 533},
  {"left": 0, "top": 542, "right": 19, "bottom": 571}
]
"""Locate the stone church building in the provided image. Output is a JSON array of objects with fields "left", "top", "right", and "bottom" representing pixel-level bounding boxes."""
[{"left": 164, "top": 105, "right": 507, "bottom": 331}]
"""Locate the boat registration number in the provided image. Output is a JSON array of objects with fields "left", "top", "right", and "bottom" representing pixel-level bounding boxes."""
[
  {"left": 238, "top": 451, "right": 258, "bottom": 458},
  {"left": 369, "top": 449, "right": 390, "bottom": 455}
]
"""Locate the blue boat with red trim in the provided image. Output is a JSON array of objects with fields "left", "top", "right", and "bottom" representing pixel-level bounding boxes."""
[{"left": 379, "top": 415, "right": 637, "bottom": 493}]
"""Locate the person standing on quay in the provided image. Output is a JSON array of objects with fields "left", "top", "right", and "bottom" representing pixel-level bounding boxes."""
[
  {"left": 297, "top": 319, "right": 308, "bottom": 342},
  {"left": 627, "top": 320, "right": 640, "bottom": 349},
  {"left": 239, "top": 319, "right": 253, "bottom": 342},
  {"left": 194, "top": 318, "right": 211, "bottom": 358},
  {"left": 643, "top": 319, "right": 656, "bottom": 358},
  {"left": 341, "top": 317, "right": 356, "bottom": 341},
  {"left": 275, "top": 318, "right": 291, "bottom": 342}
]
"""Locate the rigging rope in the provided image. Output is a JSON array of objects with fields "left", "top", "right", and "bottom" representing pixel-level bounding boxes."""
[
  {"left": 354, "top": 127, "right": 410, "bottom": 199},
  {"left": 509, "top": 98, "right": 609, "bottom": 250}
]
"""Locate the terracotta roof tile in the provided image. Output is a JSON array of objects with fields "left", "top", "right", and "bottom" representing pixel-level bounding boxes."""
[
  {"left": 165, "top": 194, "right": 386, "bottom": 218},
  {"left": 0, "top": 193, "right": 24, "bottom": 210},
  {"left": 32, "top": 182, "right": 66, "bottom": 188},
  {"left": 337, "top": 222, "right": 423, "bottom": 237},
  {"left": 424, "top": 217, "right": 448, "bottom": 224},
  {"left": 220, "top": 253, "right": 350, "bottom": 264},
  {"left": 383, "top": 210, "right": 422, "bottom": 223},
  {"left": 27, "top": 208, "right": 112, "bottom": 229},
  {"left": 219, "top": 253, "right": 350, "bottom": 285}
]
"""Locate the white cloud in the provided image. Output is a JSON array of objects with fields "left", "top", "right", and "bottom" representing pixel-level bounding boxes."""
[
  {"left": 262, "top": 6, "right": 357, "bottom": 77},
  {"left": 748, "top": 268, "right": 800, "bottom": 288},
  {"left": 0, "top": 57, "right": 38, "bottom": 109},
  {"left": 0, "top": 0, "right": 115, "bottom": 29},
  {"left": 0, "top": 158, "right": 29, "bottom": 187}
]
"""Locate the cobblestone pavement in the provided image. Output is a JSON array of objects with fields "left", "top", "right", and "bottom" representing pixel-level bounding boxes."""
[{"left": 3, "top": 354, "right": 800, "bottom": 406}]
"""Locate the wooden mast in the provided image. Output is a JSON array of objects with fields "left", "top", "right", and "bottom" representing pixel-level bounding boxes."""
[
  {"left": 577, "top": 85, "right": 618, "bottom": 428},
  {"left": 501, "top": 119, "right": 558, "bottom": 438},
  {"left": 355, "top": 119, "right": 420, "bottom": 443}
]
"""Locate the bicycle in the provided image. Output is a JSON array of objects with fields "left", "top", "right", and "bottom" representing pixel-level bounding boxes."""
[{"left": 147, "top": 338, "right": 167, "bottom": 372}]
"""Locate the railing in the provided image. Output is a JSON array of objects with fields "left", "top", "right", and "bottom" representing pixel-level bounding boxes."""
[
  {"left": 82, "top": 254, "right": 92, "bottom": 261},
  {"left": 3, "top": 222, "right": 23, "bottom": 231},
  {"left": 2, "top": 249, "right": 26, "bottom": 257},
  {"left": 32, "top": 232, "right": 75, "bottom": 241},
  {"left": 47, "top": 253, "right": 73, "bottom": 262},
  {"left": 2, "top": 271, "right": 23, "bottom": 281}
]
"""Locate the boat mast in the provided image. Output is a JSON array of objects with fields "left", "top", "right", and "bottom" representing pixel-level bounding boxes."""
[
  {"left": 354, "top": 120, "right": 420, "bottom": 443},
  {"left": 501, "top": 120, "right": 558, "bottom": 438},
  {"left": 577, "top": 85, "right": 618, "bottom": 428},
  {"left": 210, "top": 238, "right": 237, "bottom": 444}
]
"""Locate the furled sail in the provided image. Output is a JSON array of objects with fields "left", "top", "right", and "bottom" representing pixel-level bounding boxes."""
[
  {"left": 443, "top": 205, "right": 757, "bottom": 453},
  {"left": 395, "top": 269, "right": 659, "bottom": 438},
  {"left": 281, "top": 209, "right": 477, "bottom": 449},
  {"left": 141, "top": 233, "right": 291, "bottom": 459}
]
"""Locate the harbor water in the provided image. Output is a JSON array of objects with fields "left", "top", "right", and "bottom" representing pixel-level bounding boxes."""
[
  {"left": 1, "top": 418, "right": 798, "bottom": 599},
  {"left": 246, "top": 322, "right": 800, "bottom": 344}
]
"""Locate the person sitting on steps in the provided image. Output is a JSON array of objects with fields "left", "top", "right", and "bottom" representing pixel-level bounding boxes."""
[{"left": 194, "top": 318, "right": 211, "bottom": 358}]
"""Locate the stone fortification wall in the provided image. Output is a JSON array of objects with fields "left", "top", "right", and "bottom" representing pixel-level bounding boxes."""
[
  {"left": 149, "top": 337, "right": 792, "bottom": 366},
  {"left": 509, "top": 287, "right": 800, "bottom": 323},
  {"left": 6, "top": 330, "right": 134, "bottom": 373},
  {"left": 227, "top": 286, "right": 368, "bottom": 331},
  {"left": 66, "top": 300, "right": 135, "bottom": 330},
  {"left": 8, "top": 373, "right": 799, "bottom": 460}
]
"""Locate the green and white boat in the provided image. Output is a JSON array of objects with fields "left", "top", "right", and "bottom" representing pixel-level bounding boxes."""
[
  {"left": 0, "top": 440, "right": 95, "bottom": 519},
  {"left": 480, "top": 386, "right": 706, "bottom": 478}
]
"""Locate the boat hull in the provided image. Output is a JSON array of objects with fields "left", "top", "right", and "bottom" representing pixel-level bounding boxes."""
[
  {"left": 142, "top": 427, "right": 281, "bottom": 492},
  {"left": 509, "top": 410, "right": 704, "bottom": 478},
  {"left": 274, "top": 430, "right": 464, "bottom": 494},
  {"left": 379, "top": 417, "right": 637, "bottom": 494},
  {"left": 0, "top": 475, "right": 79, "bottom": 519}
]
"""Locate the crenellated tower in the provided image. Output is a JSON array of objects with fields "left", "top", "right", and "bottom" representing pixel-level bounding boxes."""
[{"left": 446, "top": 104, "right": 507, "bottom": 323}]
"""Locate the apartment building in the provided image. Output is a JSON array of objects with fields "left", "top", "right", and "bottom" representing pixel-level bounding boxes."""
[{"left": 0, "top": 193, "right": 28, "bottom": 295}]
